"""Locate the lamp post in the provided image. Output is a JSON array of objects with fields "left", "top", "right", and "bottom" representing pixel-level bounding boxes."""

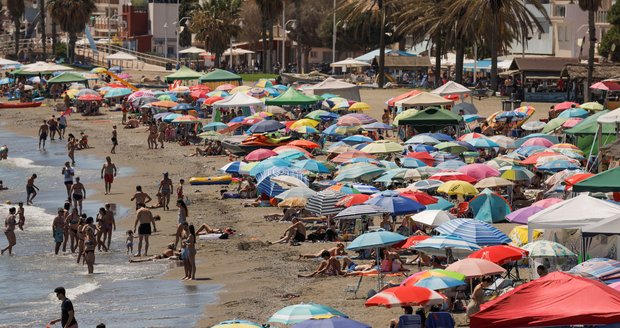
[
  {"left": 331, "top": 0, "right": 336, "bottom": 74},
  {"left": 281, "top": 0, "right": 285, "bottom": 71},
  {"left": 175, "top": 16, "right": 190, "bottom": 67},
  {"left": 284, "top": 19, "right": 296, "bottom": 72},
  {"left": 163, "top": 22, "right": 168, "bottom": 58}
]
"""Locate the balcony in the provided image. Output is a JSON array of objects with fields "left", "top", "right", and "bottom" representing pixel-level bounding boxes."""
[{"left": 596, "top": 10, "right": 609, "bottom": 24}]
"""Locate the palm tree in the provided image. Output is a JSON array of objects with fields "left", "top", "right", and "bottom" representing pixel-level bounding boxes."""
[
  {"left": 48, "top": 0, "right": 96, "bottom": 64},
  {"left": 579, "top": 0, "right": 603, "bottom": 102},
  {"left": 190, "top": 0, "right": 244, "bottom": 68},
  {"left": 7, "top": 0, "right": 25, "bottom": 57},
  {"left": 255, "top": 0, "right": 283, "bottom": 73}
]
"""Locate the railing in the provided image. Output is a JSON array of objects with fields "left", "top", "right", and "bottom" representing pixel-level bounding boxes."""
[
  {"left": 596, "top": 10, "right": 609, "bottom": 24},
  {"left": 77, "top": 43, "right": 176, "bottom": 68}
]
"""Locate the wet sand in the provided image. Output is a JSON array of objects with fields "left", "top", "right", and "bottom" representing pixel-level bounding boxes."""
[{"left": 0, "top": 80, "right": 542, "bottom": 327}]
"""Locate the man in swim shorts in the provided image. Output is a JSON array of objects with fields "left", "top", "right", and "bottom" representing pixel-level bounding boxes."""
[
  {"left": 69, "top": 177, "right": 86, "bottom": 215},
  {"left": 101, "top": 156, "right": 117, "bottom": 195},
  {"left": 133, "top": 204, "right": 157, "bottom": 257},
  {"left": 38, "top": 120, "right": 49, "bottom": 150},
  {"left": 52, "top": 208, "right": 65, "bottom": 255},
  {"left": 26, "top": 174, "right": 39, "bottom": 205},
  {"left": 130, "top": 185, "right": 152, "bottom": 210}
]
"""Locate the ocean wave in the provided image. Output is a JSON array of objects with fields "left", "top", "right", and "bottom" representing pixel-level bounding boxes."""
[
  {"left": 46, "top": 282, "right": 100, "bottom": 301},
  {"left": 1, "top": 157, "right": 46, "bottom": 169},
  {"left": 0, "top": 204, "right": 55, "bottom": 230}
]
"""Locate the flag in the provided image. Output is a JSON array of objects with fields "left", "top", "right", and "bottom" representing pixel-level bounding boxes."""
[{"left": 84, "top": 24, "right": 98, "bottom": 55}]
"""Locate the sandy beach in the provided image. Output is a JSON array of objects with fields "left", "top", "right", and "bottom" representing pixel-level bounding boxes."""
[{"left": 0, "top": 79, "right": 551, "bottom": 327}]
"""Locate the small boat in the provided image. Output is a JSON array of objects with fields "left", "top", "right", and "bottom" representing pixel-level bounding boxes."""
[
  {"left": 189, "top": 175, "right": 233, "bottom": 185},
  {"left": 0, "top": 101, "right": 43, "bottom": 109},
  {"left": 222, "top": 135, "right": 292, "bottom": 156}
]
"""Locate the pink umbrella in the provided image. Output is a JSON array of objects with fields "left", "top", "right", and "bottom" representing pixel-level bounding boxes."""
[
  {"left": 337, "top": 116, "right": 363, "bottom": 127},
  {"left": 553, "top": 101, "right": 579, "bottom": 112},
  {"left": 521, "top": 137, "right": 554, "bottom": 148},
  {"left": 532, "top": 197, "right": 563, "bottom": 208},
  {"left": 445, "top": 258, "right": 506, "bottom": 278},
  {"left": 245, "top": 149, "right": 277, "bottom": 161},
  {"left": 216, "top": 83, "right": 236, "bottom": 91},
  {"left": 505, "top": 205, "right": 545, "bottom": 224},
  {"left": 609, "top": 282, "right": 620, "bottom": 291},
  {"left": 458, "top": 133, "right": 487, "bottom": 141},
  {"left": 457, "top": 164, "right": 500, "bottom": 181},
  {"left": 365, "top": 285, "right": 446, "bottom": 308},
  {"left": 562, "top": 118, "right": 584, "bottom": 128}
]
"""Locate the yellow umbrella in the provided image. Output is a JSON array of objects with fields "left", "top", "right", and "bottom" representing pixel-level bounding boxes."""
[
  {"left": 508, "top": 225, "right": 543, "bottom": 247},
  {"left": 63, "top": 89, "right": 79, "bottom": 99},
  {"left": 393, "top": 109, "right": 418, "bottom": 125},
  {"left": 290, "top": 118, "right": 319, "bottom": 129},
  {"left": 230, "top": 86, "right": 251, "bottom": 94},
  {"left": 278, "top": 197, "right": 308, "bottom": 208},
  {"left": 349, "top": 102, "right": 370, "bottom": 111},
  {"left": 360, "top": 140, "right": 403, "bottom": 154},
  {"left": 437, "top": 180, "right": 479, "bottom": 196},
  {"left": 91, "top": 67, "right": 107, "bottom": 73}
]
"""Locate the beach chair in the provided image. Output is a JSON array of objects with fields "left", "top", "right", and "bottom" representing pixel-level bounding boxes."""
[
  {"left": 344, "top": 275, "right": 365, "bottom": 299},
  {"left": 396, "top": 314, "right": 422, "bottom": 328},
  {"left": 425, "top": 312, "right": 455, "bottom": 328}
]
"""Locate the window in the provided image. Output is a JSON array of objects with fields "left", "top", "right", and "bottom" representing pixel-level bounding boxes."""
[
  {"left": 310, "top": 51, "right": 318, "bottom": 58},
  {"left": 554, "top": 4, "right": 566, "bottom": 17}
]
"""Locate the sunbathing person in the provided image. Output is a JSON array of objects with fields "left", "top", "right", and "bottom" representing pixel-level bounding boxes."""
[
  {"left": 300, "top": 243, "right": 347, "bottom": 259},
  {"left": 129, "top": 243, "right": 180, "bottom": 262},
  {"left": 298, "top": 250, "right": 346, "bottom": 278},
  {"left": 342, "top": 258, "right": 378, "bottom": 276},
  {"left": 125, "top": 117, "right": 140, "bottom": 129},
  {"left": 269, "top": 218, "right": 306, "bottom": 245},
  {"left": 196, "top": 223, "right": 223, "bottom": 234}
]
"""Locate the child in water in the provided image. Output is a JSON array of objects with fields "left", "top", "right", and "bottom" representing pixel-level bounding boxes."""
[
  {"left": 17, "top": 202, "right": 25, "bottom": 230},
  {"left": 126, "top": 230, "right": 134, "bottom": 254}
]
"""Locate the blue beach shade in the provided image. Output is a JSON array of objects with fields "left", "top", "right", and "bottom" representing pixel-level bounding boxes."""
[
  {"left": 346, "top": 230, "right": 407, "bottom": 251},
  {"left": 269, "top": 303, "right": 348, "bottom": 325}
]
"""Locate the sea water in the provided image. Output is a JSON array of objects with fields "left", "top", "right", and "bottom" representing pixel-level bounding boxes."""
[{"left": 0, "top": 128, "right": 219, "bottom": 327}]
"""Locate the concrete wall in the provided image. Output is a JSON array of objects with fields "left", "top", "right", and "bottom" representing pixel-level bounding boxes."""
[{"left": 148, "top": 2, "right": 178, "bottom": 56}]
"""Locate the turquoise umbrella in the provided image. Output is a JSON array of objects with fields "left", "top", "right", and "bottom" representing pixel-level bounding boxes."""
[
  {"left": 293, "top": 159, "right": 331, "bottom": 173},
  {"left": 426, "top": 196, "right": 455, "bottom": 210},
  {"left": 202, "top": 122, "right": 228, "bottom": 131},
  {"left": 268, "top": 303, "right": 348, "bottom": 325},
  {"left": 104, "top": 87, "right": 132, "bottom": 98},
  {"left": 249, "top": 158, "right": 292, "bottom": 177},
  {"left": 163, "top": 113, "right": 182, "bottom": 123},
  {"left": 414, "top": 276, "right": 467, "bottom": 290},
  {"left": 558, "top": 107, "right": 589, "bottom": 118}
]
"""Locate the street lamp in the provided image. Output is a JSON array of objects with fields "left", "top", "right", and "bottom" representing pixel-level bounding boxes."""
[
  {"left": 163, "top": 22, "right": 168, "bottom": 58},
  {"left": 175, "top": 16, "right": 190, "bottom": 67},
  {"left": 331, "top": 0, "right": 336, "bottom": 74},
  {"left": 283, "top": 19, "right": 296, "bottom": 72}
]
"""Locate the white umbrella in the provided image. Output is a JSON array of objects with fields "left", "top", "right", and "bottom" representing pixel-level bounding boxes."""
[
  {"left": 106, "top": 51, "right": 138, "bottom": 61},
  {"left": 21, "top": 61, "right": 74, "bottom": 73},
  {"left": 222, "top": 48, "right": 255, "bottom": 56},
  {"left": 410, "top": 210, "right": 456, "bottom": 227},
  {"left": 522, "top": 121, "right": 547, "bottom": 131},
  {"left": 330, "top": 57, "right": 371, "bottom": 68},
  {"left": 0, "top": 57, "right": 20, "bottom": 66},
  {"left": 179, "top": 46, "right": 207, "bottom": 54},
  {"left": 271, "top": 176, "right": 308, "bottom": 188},
  {"left": 488, "top": 136, "right": 517, "bottom": 149}
]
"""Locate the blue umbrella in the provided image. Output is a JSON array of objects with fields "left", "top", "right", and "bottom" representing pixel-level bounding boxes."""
[
  {"left": 104, "top": 88, "right": 132, "bottom": 98},
  {"left": 277, "top": 150, "right": 310, "bottom": 161},
  {"left": 380, "top": 160, "right": 399, "bottom": 169},
  {"left": 424, "top": 133, "right": 454, "bottom": 141},
  {"left": 293, "top": 159, "right": 331, "bottom": 173},
  {"left": 171, "top": 103, "right": 194, "bottom": 111},
  {"left": 219, "top": 161, "right": 246, "bottom": 174},
  {"left": 292, "top": 316, "right": 371, "bottom": 328},
  {"left": 342, "top": 135, "right": 374, "bottom": 144},
  {"left": 352, "top": 183, "right": 380, "bottom": 194},
  {"left": 412, "top": 235, "right": 481, "bottom": 257},
  {"left": 495, "top": 111, "right": 527, "bottom": 121},
  {"left": 342, "top": 157, "right": 382, "bottom": 165},
  {"left": 454, "top": 141, "right": 478, "bottom": 152},
  {"left": 347, "top": 230, "right": 408, "bottom": 251},
  {"left": 431, "top": 151, "right": 458, "bottom": 163},
  {"left": 468, "top": 189, "right": 512, "bottom": 223},
  {"left": 163, "top": 113, "right": 182, "bottom": 123},
  {"left": 425, "top": 196, "right": 455, "bottom": 210},
  {"left": 558, "top": 107, "right": 589, "bottom": 119},
  {"left": 515, "top": 145, "right": 548, "bottom": 157},
  {"left": 405, "top": 135, "right": 441, "bottom": 145},
  {"left": 467, "top": 138, "right": 500, "bottom": 149},
  {"left": 230, "top": 116, "right": 246, "bottom": 123},
  {"left": 406, "top": 144, "right": 437, "bottom": 153},
  {"left": 362, "top": 122, "right": 395, "bottom": 130},
  {"left": 202, "top": 122, "right": 229, "bottom": 131},
  {"left": 414, "top": 276, "right": 467, "bottom": 290},
  {"left": 153, "top": 112, "right": 173, "bottom": 120},
  {"left": 249, "top": 158, "right": 292, "bottom": 177},
  {"left": 536, "top": 159, "right": 580, "bottom": 172},
  {"left": 247, "top": 120, "right": 285, "bottom": 134},
  {"left": 436, "top": 160, "right": 467, "bottom": 171},
  {"left": 435, "top": 218, "right": 511, "bottom": 246},
  {"left": 256, "top": 167, "right": 307, "bottom": 197},
  {"left": 364, "top": 193, "right": 426, "bottom": 215},
  {"left": 463, "top": 114, "right": 481, "bottom": 123},
  {"left": 0, "top": 77, "right": 14, "bottom": 85},
  {"left": 401, "top": 158, "right": 428, "bottom": 168}
]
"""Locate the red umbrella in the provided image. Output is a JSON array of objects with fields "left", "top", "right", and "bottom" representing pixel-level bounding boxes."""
[
  {"left": 365, "top": 285, "right": 446, "bottom": 308},
  {"left": 245, "top": 149, "right": 277, "bottom": 161},
  {"left": 520, "top": 151, "right": 560, "bottom": 165},
  {"left": 521, "top": 137, "right": 554, "bottom": 148},
  {"left": 553, "top": 101, "right": 580, "bottom": 112},
  {"left": 283, "top": 120, "right": 297, "bottom": 129},
  {"left": 190, "top": 84, "right": 211, "bottom": 91},
  {"left": 242, "top": 117, "right": 263, "bottom": 125},
  {"left": 405, "top": 152, "right": 435, "bottom": 166},
  {"left": 399, "top": 191, "right": 438, "bottom": 205},
  {"left": 336, "top": 194, "right": 371, "bottom": 207},
  {"left": 387, "top": 90, "right": 422, "bottom": 106},
  {"left": 272, "top": 145, "right": 314, "bottom": 158},
  {"left": 78, "top": 94, "right": 102, "bottom": 101},
  {"left": 288, "top": 140, "right": 320, "bottom": 149},
  {"left": 203, "top": 96, "right": 224, "bottom": 105},
  {"left": 429, "top": 172, "right": 477, "bottom": 183},
  {"left": 190, "top": 90, "right": 208, "bottom": 99},
  {"left": 401, "top": 235, "right": 431, "bottom": 249},
  {"left": 564, "top": 173, "right": 595, "bottom": 191},
  {"left": 467, "top": 245, "right": 528, "bottom": 265}
]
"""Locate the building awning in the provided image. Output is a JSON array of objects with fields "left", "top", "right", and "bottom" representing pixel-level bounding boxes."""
[{"left": 373, "top": 55, "right": 432, "bottom": 69}]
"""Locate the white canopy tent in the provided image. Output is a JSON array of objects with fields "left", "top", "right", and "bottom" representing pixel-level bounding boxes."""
[
  {"left": 582, "top": 214, "right": 620, "bottom": 236},
  {"left": 106, "top": 51, "right": 138, "bottom": 61},
  {"left": 396, "top": 92, "right": 454, "bottom": 109},
  {"left": 431, "top": 81, "right": 472, "bottom": 97},
  {"left": 595, "top": 108, "right": 620, "bottom": 171},
  {"left": 179, "top": 46, "right": 207, "bottom": 54},
  {"left": 304, "top": 77, "right": 361, "bottom": 101},
  {"left": 212, "top": 92, "right": 265, "bottom": 109},
  {"left": 528, "top": 195, "right": 620, "bottom": 230},
  {"left": 21, "top": 61, "right": 74, "bottom": 73},
  {"left": 330, "top": 57, "right": 371, "bottom": 68}
]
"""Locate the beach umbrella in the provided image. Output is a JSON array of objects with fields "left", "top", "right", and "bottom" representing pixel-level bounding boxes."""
[
  {"left": 426, "top": 197, "right": 455, "bottom": 211},
  {"left": 332, "top": 151, "right": 376, "bottom": 163},
  {"left": 467, "top": 138, "right": 499, "bottom": 149},
  {"left": 500, "top": 166, "right": 535, "bottom": 181},
  {"left": 293, "top": 159, "right": 331, "bottom": 173},
  {"left": 342, "top": 157, "right": 382, "bottom": 166},
  {"left": 400, "top": 235, "right": 432, "bottom": 249},
  {"left": 247, "top": 120, "right": 285, "bottom": 134},
  {"left": 516, "top": 133, "right": 560, "bottom": 146},
  {"left": 334, "top": 204, "right": 388, "bottom": 219},
  {"left": 172, "top": 115, "right": 199, "bottom": 123},
  {"left": 216, "top": 83, "right": 236, "bottom": 91},
  {"left": 292, "top": 316, "right": 371, "bottom": 328},
  {"left": 411, "top": 210, "right": 456, "bottom": 227},
  {"left": 399, "top": 191, "right": 438, "bottom": 205},
  {"left": 219, "top": 161, "right": 247, "bottom": 174},
  {"left": 521, "top": 121, "right": 547, "bottom": 131},
  {"left": 347, "top": 230, "right": 407, "bottom": 250},
  {"left": 364, "top": 193, "right": 426, "bottom": 215},
  {"left": 508, "top": 225, "right": 543, "bottom": 247},
  {"left": 230, "top": 86, "right": 251, "bottom": 94},
  {"left": 401, "top": 269, "right": 466, "bottom": 286},
  {"left": 505, "top": 205, "right": 545, "bottom": 224},
  {"left": 419, "top": 133, "right": 452, "bottom": 142},
  {"left": 327, "top": 144, "right": 356, "bottom": 154},
  {"left": 405, "top": 152, "right": 435, "bottom": 165},
  {"left": 202, "top": 122, "right": 229, "bottom": 132},
  {"left": 212, "top": 320, "right": 262, "bottom": 328},
  {"left": 362, "top": 122, "right": 395, "bottom": 130},
  {"left": 515, "top": 145, "right": 550, "bottom": 158},
  {"left": 171, "top": 103, "right": 194, "bottom": 111},
  {"left": 401, "top": 158, "right": 428, "bottom": 169},
  {"left": 256, "top": 167, "right": 308, "bottom": 197},
  {"left": 276, "top": 186, "right": 317, "bottom": 200},
  {"left": 520, "top": 151, "right": 562, "bottom": 165},
  {"left": 77, "top": 93, "right": 103, "bottom": 101},
  {"left": 407, "top": 144, "right": 438, "bottom": 153},
  {"left": 430, "top": 172, "right": 477, "bottom": 184},
  {"left": 435, "top": 142, "right": 468, "bottom": 155},
  {"left": 290, "top": 118, "right": 319, "bottom": 129},
  {"left": 412, "top": 235, "right": 481, "bottom": 257},
  {"left": 563, "top": 173, "right": 595, "bottom": 190},
  {"left": 458, "top": 164, "right": 500, "bottom": 181},
  {"left": 162, "top": 113, "right": 182, "bottom": 123},
  {"left": 435, "top": 160, "right": 468, "bottom": 171},
  {"left": 245, "top": 149, "right": 278, "bottom": 161},
  {"left": 405, "top": 135, "right": 441, "bottom": 145},
  {"left": 521, "top": 137, "right": 554, "bottom": 148},
  {"left": 374, "top": 169, "right": 421, "bottom": 184},
  {"left": 579, "top": 101, "right": 604, "bottom": 111},
  {"left": 536, "top": 159, "right": 580, "bottom": 172},
  {"left": 273, "top": 145, "right": 313, "bottom": 158},
  {"left": 365, "top": 286, "right": 446, "bottom": 308},
  {"left": 351, "top": 183, "right": 380, "bottom": 194},
  {"left": 104, "top": 87, "right": 132, "bottom": 98},
  {"left": 288, "top": 140, "right": 320, "bottom": 149},
  {"left": 410, "top": 179, "right": 444, "bottom": 190},
  {"left": 569, "top": 258, "right": 620, "bottom": 279},
  {"left": 414, "top": 276, "right": 467, "bottom": 291},
  {"left": 554, "top": 101, "right": 580, "bottom": 111},
  {"left": 293, "top": 126, "right": 319, "bottom": 134},
  {"left": 278, "top": 197, "right": 308, "bottom": 208},
  {"left": 360, "top": 140, "right": 404, "bottom": 154},
  {"left": 342, "top": 135, "right": 374, "bottom": 144},
  {"left": 268, "top": 304, "right": 348, "bottom": 325},
  {"left": 245, "top": 160, "right": 288, "bottom": 177},
  {"left": 435, "top": 218, "right": 511, "bottom": 246},
  {"left": 335, "top": 164, "right": 385, "bottom": 182},
  {"left": 521, "top": 240, "right": 576, "bottom": 257},
  {"left": 270, "top": 175, "right": 308, "bottom": 188},
  {"left": 562, "top": 118, "right": 584, "bottom": 128},
  {"left": 305, "top": 190, "right": 346, "bottom": 216},
  {"left": 208, "top": 90, "right": 230, "bottom": 97},
  {"left": 151, "top": 100, "right": 178, "bottom": 108},
  {"left": 305, "top": 109, "right": 332, "bottom": 120},
  {"left": 458, "top": 133, "right": 488, "bottom": 141},
  {"left": 558, "top": 107, "right": 589, "bottom": 118},
  {"left": 467, "top": 245, "right": 528, "bottom": 265},
  {"left": 277, "top": 150, "right": 311, "bottom": 161},
  {"left": 495, "top": 111, "right": 527, "bottom": 122},
  {"left": 349, "top": 102, "right": 370, "bottom": 111},
  {"left": 336, "top": 194, "right": 371, "bottom": 207},
  {"left": 445, "top": 258, "right": 506, "bottom": 278},
  {"left": 336, "top": 116, "right": 363, "bottom": 126},
  {"left": 532, "top": 198, "right": 563, "bottom": 208},
  {"left": 327, "top": 183, "right": 361, "bottom": 194}
]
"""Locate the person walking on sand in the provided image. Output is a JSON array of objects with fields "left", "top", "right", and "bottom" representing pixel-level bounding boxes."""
[
  {"left": 133, "top": 204, "right": 156, "bottom": 256},
  {"left": 157, "top": 119, "right": 166, "bottom": 149},
  {"left": 26, "top": 174, "right": 39, "bottom": 205},
  {"left": 70, "top": 177, "right": 86, "bottom": 215},
  {"left": 62, "top": 162, "right": 74, "bottom": 200},
  {"left": 1, "top": 207, "right": 17, "bottom": 255},
  {"left": 48, "top": 115, "right": 58, "bottom": 141},
  {"left": 158, "top": 173, "right": 173, "bottom": 210},
  {"left": 176, "top": 179, "right": 185, "bottom": 201},
  {"left": 48, "top": 287, "right": 78, "bottom": 328},
  {"left": 110, "top": 125, "right": 118, "bottom": 154},
  {"left": 67, "top": 138, "right": 77, "bottom": 166},
  {"left": 38, "top": 120, "right": 49, "bottom": 150},
  {"left": 130, "top": 185, "right": 152, "bottom": 210},
  {"left": 148, "top": 122, "right": 158, "bottom": 149},
  {"left": 52, "top": 208, "right": 65, "bottom": 255},
  {"left": 101, "top": 156, "right": 117, "bottom": 195},
  {"left": 58, "top": 113, "right": 67, "bottom": 140}
]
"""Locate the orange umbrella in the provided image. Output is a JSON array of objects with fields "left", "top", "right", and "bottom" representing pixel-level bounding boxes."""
[
  {"left": 150, "top": 100, "right": 178, "bottom": 108},
  {"left": 399, "top": 191, "right": 438, "bottom": 205},
  {"left": 520, "top": 151, "right": 559, "bottom": 165},
  {"left": 331, "top": 151, "right": 376, "bottom": 164},
  {"left": 336, "top": 194, "right": 371, "bottom": 207},
  {"left": 564, "top": 173, "right": 595, "bottom": 190},
  {"left": 401, "top": 235, "right": 431, "bottom": 249},
  {"left": 404, "top": 152, "right": 435, "bottom": 166},
  {"left": 288, "top": 140, "right": 320, "bottom": 149}
]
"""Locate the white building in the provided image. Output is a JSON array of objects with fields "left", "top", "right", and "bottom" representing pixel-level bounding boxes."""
[{"left": 148, "top": 0, "right": 179, "bottom": 57}]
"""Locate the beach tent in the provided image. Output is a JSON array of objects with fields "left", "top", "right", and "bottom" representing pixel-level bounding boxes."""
[
  {"left": 582, "top": 214, "right": 620, "bottom": 237},
  {"left": 47, "top": 72, "right": 87, "bottom": 84},
  {"left": 199, "top": 69, "right": 243, "bottom": 89},
  {"left": 468, "top": 189, "right": 511, "bottom": 223},
  {"left": 330, "top": 58, "right": 371, "bottom": 69},
  {"left": 165, "top": 66, "right": 203, "bottom": 82},
  {"left": 106, "top": 51, "right": 138, "bottom": 61},
  {"left": 266, "top": 87, "right": 319, "bottom": 106},
  {"left": 211, "top": 93, "right": 265, "bottom": 121},
  {"left": 573, "top": 167, "right": 620, "bottom": 192},
  {"left": 471, "top": 271, "right": 620, "bottom": 328},
  {"left": 431, "top": 81, "right": 472, "bottom": 97},
  {"left": 398, "top": 107, "right": 463, "bottom": 133},
  {"left": 304, "top": 77, "right": 361, "bottom": 101},
  {"left": 564, "top": 110, "right": 618, "bottom": 155},
  {"left": 528, "top": 195, "right": 620, "bottom": 230},
  {"left": 395, "top": 92, "right": 454, "bottom": 109},
  {"left": 581, "top": 214, "right": 620, "bottom": 258}
]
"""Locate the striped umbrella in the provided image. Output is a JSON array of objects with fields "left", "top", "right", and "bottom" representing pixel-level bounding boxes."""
[
  {"left": 412, "top": 235, "right": 481, "bottom": 257},
  {"left": 401, "top": 269, "right": 466, "bottom": 286},
  {"left": 347, "top": 230, "right": 407, "bottom": 251},
  {"left": 352, "top": 183, "right": 380, "bottom": 194},
  {"left": 435, "top": 160, "right": 468, "bottom": 171},
  {"left": 336, "top": 194, "right": 371, "bottom": 207},
  {"left": 305, "top": 190, "right": 346, "bottom": 216},
  {"left": 364, "top": 192, "right": 426, "bottom": 215},
  {"left": 521, "top": 240, "right": 576, "bottom": 257},
  {"left": 219, "top": 161, "right": 247, "bottom": 174},
  {"left": 569, "top": 258, "right": 620, "bottom": 279},
  {"left": 334, "top": 204, "right": 387, "bottom": 219},
  {"left": 275, "top": 187, "right": 317, "bottom": 200},
  {"left": 445, "top": 258, "right": 506, "bottom": 278},
  {"left": 268, "top": 303, "right": 348, "bottom": 325},
  {"left": 365, "top": 286, "right": 446, "bottom": 308},
  {"left": 405, "top": 135, "right": 441, "bottom": 145},
  {"left": 256, "top": 167, "right": 308, "bottom": 197},
  {"left": 436, "top": 219, "right": 511, "bottom": 246},
  {"left": 414, "top": 276, "right": 467, "bottom": 290}
]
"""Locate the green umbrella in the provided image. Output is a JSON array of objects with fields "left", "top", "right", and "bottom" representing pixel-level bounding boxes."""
[{"left": 435, "top": 142, "right": 468, "bottom": 155}]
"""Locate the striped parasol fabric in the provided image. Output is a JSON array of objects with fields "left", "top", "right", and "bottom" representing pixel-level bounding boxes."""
[
  {"left": 412, "top": 235, "right": 481, "bottom": 257},
  {"left": 305, "top": 190, "right": 346, "bottom": 216},
  {"left": 521, "top": 240, "right": 576, "bottom": 257},
  {"left": 365, "top": 286, "right": 446, "bottom": 308},
  {"left": 569, "top": 258, "right": 620, "bottom": 280},
  {"left": 334, "top": 204, "right": 387, "bottom": 219},
  {"left": 435, "top": 219, "right": 511, "bottom": 246},
  {"left": 256, "top": 167, "right": 308, "bottom": 197},
  {"left": 352, "top": 183, "right": 380, "bottom": 194}
]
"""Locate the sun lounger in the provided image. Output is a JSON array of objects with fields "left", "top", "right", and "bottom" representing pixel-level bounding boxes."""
[
  {"left": 425, "top": 312, "right": 455, "bottom": 328},
  {"left": 396, "top": 314, "right": 422, "bottom": 328}
]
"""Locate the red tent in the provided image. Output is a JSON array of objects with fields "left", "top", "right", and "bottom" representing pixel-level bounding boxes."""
[{"left": 471, "top": 271, "right": 620, "bottom": 328}]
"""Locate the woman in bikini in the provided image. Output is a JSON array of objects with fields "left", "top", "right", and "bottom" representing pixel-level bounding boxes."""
[
  {"left": 65, "top": 208, "right": 80, "bottom": 253},
  {"left": 298, "top": 250, "right": 345, "bottom": 278},
  {"left": 83, "top": 217, "right": 97, "bottom": 274},
  {"left": 95, "top": 208, "right": 109, "bottom": 252},
  {"left": 184, "top": 225, "right": 197, "bottom": 280},
  {"left": 76, "top": 218, "right": 86, "bottom": 264},
  {"left": 174, "top": 199, "right": 189, "bottom": 250}
]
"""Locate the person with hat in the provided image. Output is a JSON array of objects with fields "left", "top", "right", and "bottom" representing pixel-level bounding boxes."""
[{"left": 48, "top": 287, "right": 78, "bottom": 328}]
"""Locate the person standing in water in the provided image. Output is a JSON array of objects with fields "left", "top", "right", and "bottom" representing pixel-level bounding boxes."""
[
  {"left": 1, "top": 207, "right": 17, "bottom": 255},
  {"left": 70, "top": 177, "right": 86, "bottom": 215},
  {"left": 62, "top": 162, "right": 74, "bottom": 201},
  {"left": 26, "top": 174, "right": 39, "bottom": 205},
  {"left": 16, "top": 202, "right": 25, "bottom": 231},
  {"left": 52, "top": 208, "right": 65, "bottom": 255},
  {"left": 101, "top": 156, "right": 117, "bottom": 195},
  {"left": 38, "top": 120, "right": 49, "bottom": 150},
  {"left": 48, "top": 287, "right": 78, "bottom": 328},
  {"left": 110, "top": 125, "right": 118, "bottom": 154},
  {"left": 130, "top": 185, "right": 152, "bottom": 210},
  {"left": 158, "top": 172, "right": 173, "bottom": 210},
  {"left": 48, "top": 115, "right": 58, "bottom": 141},
  {"left": 83, "top": 217, "right": 97, "bottom": 274},
  {"left": 102, "top": 203, "right": 115, "bottom": 251},
  {"left": 133, "top": 204, "right": 156, "bottom": 257},
  {"left": 58, "top": 113, "right": 67, "bottom": 140}
]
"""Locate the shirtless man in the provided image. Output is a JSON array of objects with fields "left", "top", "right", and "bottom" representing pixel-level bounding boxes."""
[
  {"left": 26, "top": 174, "right": 39, "bottom": 205},
  {"left": 148, "top": 122, "right": 158, "bottom": 149},
  {"left": 269, "top": 217, "right": 306, "bottom": 245},
  {"left": 133, "top": 204, "right": 157, "bottom": 256},
  {"left": 102, "top": 203, "right": 116, "bottom": 250},
  {"left": 130, "top": 185, "right": 152, "bottom": 210},
  {"left": 52, "top": 208, "right": 65, "bottom": 255},
  {"left": 62, "top": 162, "right": 74, "bottom": 200},
  {"left": 100, "top": 156, "right": 117, "bottom": 195},
  {"left": 158, "top": 173, "right": 173, "bottom": 210},
  {"left": 47, "top": 115, "right": 58, "bottom": 141},
  {"left": 1, "top": 207, "right": 17, "bottom": 255},
  {"left": 69, "top": 177, "right": 86, "bottom": 214},
  {"left": 110, "top": 125, "right": 118, "bottom": 154},
  {"left": 38, "top": 120, "right": 49, "bottom": 150},
  {"left": 298, "top": 250, "right": 345, "bottom": 278},
  {"left": 67, "top": 139, "right": 77, "bottom": 165},
  {"left": 300, "top": 243, "right": 347, "bottom": 259},
  {"left": 157, "top": 120, "right": 166, "bottom": 149}
]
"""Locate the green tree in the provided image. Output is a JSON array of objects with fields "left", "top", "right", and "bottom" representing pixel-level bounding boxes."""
[
  {"left": 7, "top": 0, "right": 25, "bottom": 57},
  {"left": 255, "top": 0, "right": 283, "bottom": 73},
  {"left": 189, "top": 0, "right": 244, "bottom": 68},
  {"left": 179, "top": 0, "right": 199, "bottom": 48},
  {"left": 579, "top": 0, "right": 603, "bottom": 101},
  {"left": 48, "top": 0, "right": 96, "bottom": 64},
  {"left": 599, "top": 0, "right": 620, "bottom": 62},
  {"left": 288, "top": 0, "right": 330, "bottom": 73}
]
